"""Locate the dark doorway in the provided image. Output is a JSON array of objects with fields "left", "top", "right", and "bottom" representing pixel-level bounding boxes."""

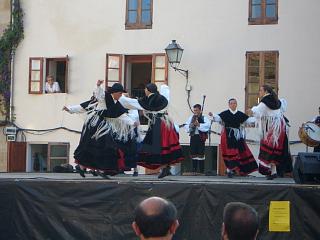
[
  {"left": 131, "top": 63, "right": 152, "bottom": 98},
  {"left": 125, "top": 55, "right": 152, "bottom": 124}
]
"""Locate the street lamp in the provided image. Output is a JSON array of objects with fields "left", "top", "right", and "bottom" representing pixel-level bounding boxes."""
[{"left": 165, "top": 40, "right": 189, "bottom": 79}]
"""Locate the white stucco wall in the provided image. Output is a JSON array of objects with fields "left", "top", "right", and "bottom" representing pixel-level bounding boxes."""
[{"left": 13, "top": 0, "right": 320, "bottom": 167}]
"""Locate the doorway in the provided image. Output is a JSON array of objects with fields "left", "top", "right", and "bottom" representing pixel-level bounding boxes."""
[
  {"left": 27, "top": 143, "right": 70, "bottom": 172},
  {"left": 125, "top": 55, "right": 153, "bottom": 124}
]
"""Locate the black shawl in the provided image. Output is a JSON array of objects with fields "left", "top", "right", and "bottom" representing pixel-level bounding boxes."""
[{"left": 138, "top": 93, "right": 168, "bottom": 111}]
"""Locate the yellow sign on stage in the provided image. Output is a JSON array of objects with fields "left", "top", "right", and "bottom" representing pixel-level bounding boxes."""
[{"left": 269, "top": 201, "right": 290, "bottom": 232}]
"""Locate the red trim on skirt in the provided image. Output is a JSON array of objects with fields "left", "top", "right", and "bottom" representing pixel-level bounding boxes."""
[
  {"left": 258, "top": 122, "right": 286, "bottom": 166},
  {"left": 137, "top": 121, "right": 184, "bottom": 169},
  {"left": 220, "top": 129, "right": 257, "bottom": 175}
]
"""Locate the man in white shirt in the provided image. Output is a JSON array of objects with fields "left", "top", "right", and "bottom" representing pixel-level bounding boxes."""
[
  {"left": 45, "top": 75, "right": 61, "bottom": 93},
  {"left": 185, "top": 104, "right": 211, "bottom": 175}
]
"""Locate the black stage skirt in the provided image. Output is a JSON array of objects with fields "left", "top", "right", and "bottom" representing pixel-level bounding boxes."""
[
  {"left": 74, "top": 113, "right": 137, "bottom": 174},
  {"left": 258, "top": 122, "right": 292, "bottom": 176},
  {"left": 220, "top": 129, "right": 258, "bottom": 176},
  {"left": 137, "top": 118, "right": 184, "bottom": 169}
]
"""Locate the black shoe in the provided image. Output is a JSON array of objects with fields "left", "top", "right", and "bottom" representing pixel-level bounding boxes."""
[
  {"left": 266, "top": 174, "right": 277, "bottom": 180},
  {"left": 227, "top": 171, "right": 234, "bottom": 178},
  {"left": 133, "top": 171, "right": 138, "bottom": 177},
  {"left": 158, "top": 166, "right": 172, "bottom": 179},
  {"left": 78, "top": 168, "right": 85, "bottom": 178},
  {"left": 98, "top": 172, "right": 111, "bottom": 179},
  {"left": 89, "top": 170, "right": 98, "bottom": 177},
  {"left": 75, "top": 165, "right": 86, "bottom": 178}
]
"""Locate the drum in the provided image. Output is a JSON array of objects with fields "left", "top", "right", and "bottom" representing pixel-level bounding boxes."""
[{"left": 298, "top": 122, "right": 320, "bottom": 147}]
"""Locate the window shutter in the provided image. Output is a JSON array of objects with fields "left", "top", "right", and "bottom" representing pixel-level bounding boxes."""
[
  {"left": 29, "top": 57, "right": 44, "bottom": 94},
  {"left": 105, "top": 54, "right": 123, "bottom": 89},
  {"left": 152, "top": 54, "right": 168, "bottom": 88}
]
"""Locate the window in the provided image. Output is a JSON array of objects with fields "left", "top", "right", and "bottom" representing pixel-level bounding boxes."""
[
  {"left": 125, "top": 0, "right": 152, "bottom": 29},
  {"left": 105, "top": 53, "right": 167, "bottom": 90},
  {"left": 245, "top": 51, "right": 279, "bottom": 109},
  {"left": 105, "top": 54, "right": 123, "bottom": 88},
  {"left": 29, "top": 56, "right": 69, "bottom": 94},
  {"left": 106, "top": 53, "right": 168, "bottom": 125},
  {"left": 48, "top": 143, "right": 69, "bottom": 172},
  {"left": 248, "top": 0, "right": 278, "bottom": 25},
  {"left": 29, "top": 143, "right": 69, "bottom": 172}
]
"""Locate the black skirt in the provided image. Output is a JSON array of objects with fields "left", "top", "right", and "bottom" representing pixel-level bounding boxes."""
[{"left": 74, "top": 113, "right": 137, "bottom": 172}]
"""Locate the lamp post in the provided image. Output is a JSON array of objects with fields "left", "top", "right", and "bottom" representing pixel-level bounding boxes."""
[
  {"left": 165, "top": 40, "right": 195, "bottom": 114},
  {"left": 165, "top": 40, "right": 188, "bottom": 79}
]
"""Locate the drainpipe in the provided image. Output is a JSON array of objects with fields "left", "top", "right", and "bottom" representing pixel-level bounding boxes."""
[{"left": 9, "top": 0, "right": 14, "bottom": 123}]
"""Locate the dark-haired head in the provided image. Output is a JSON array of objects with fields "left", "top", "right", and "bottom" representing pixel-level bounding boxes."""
[
  {"left": 228, "top": 98, "right": 237, "bottom": 111},
  {"left": 222, "top": 202, "right": 259, "bottom": 240},
  {"left": 132, "top": 197, "right": 179, "bottom": 239},
  {"left": 260, "top": 85, "right": 278, "bottom": 101},
  {"left": 146, "top": 83, "right": 158, "bottom": 94},
  {"left": 228, "top": 98, "right": 237, "bottom": 104},
  {"left": 193, "top": 104, "right": 201, "bottom": 110}
]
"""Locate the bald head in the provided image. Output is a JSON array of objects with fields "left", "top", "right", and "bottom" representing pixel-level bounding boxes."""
[
  {"left": 133, "top": 197, "right": 178, "bottom": 239},
  {"left": 139, "top": 197, "right": 169, "bottom": 215}
]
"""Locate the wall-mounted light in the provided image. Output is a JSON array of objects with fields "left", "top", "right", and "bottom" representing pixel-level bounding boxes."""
[{"left": 165, "top": 40, "right": 189, "bottom": 79}]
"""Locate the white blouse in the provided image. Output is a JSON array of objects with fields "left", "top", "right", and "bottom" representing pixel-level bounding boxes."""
[{"left": 45, "top": 82, "right": 61, "bottom": 93}]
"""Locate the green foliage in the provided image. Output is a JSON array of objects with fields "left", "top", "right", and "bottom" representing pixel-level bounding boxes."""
[{"left": 0, "top": 0, "right": 24, "bottom": 123}]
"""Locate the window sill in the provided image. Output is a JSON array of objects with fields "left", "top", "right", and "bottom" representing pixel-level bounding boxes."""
[
  {"left": 125, "top": 24, "right": 152, "bottom": 30},
  {"left": 248, "top": 18, "right": 278, "bottom": 25}
]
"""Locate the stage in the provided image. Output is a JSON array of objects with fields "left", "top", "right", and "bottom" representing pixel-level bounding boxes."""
[{"left": 0, "top": 173, "right": 319, "bottom": 240}]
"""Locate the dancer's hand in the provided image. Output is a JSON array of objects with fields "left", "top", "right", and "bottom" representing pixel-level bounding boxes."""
[
  {"left": 246, "top": 109, "right": 253, "bottom": 116},
  {"left": 62, "top": 106, "right": 70, "bottom": 113},
  {"left": 97, "top": 79, "right": 104, "bottom": 86},
  {"left": 208, "top": 112, "right": 213, "bottom": 117}
]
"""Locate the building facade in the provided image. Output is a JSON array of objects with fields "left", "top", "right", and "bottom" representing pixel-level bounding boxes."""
[{"left": 9, "top": 0, "right": 320, "bottom": 173}]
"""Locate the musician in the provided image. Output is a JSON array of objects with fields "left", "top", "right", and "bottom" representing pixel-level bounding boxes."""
[
  {"left": 185, "top": 104, "right": 211, "bottom": 174},
  {"left": 209, "top": 99, "right": 258, "bottom": 178},
  {"left": 312, "top": 106, "right": 320, "bottom": 152}
]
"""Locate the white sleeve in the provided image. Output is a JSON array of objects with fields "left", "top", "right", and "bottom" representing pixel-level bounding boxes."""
[
  {"left": 280, "top": 98, "right": 287, "bottom": 113},
  {"left": 118, "top": 95, "right": 144, "bottom": 110},
  {"left": 245, "top": 117, "right": 256, "bottom": 125},
  {"left": 251, "top": 102, "right": 267, "bottom": 118},
  {"left": 209, "top": 114, "right": 222, "bottom": 123},
  {"left": 184, "top": 116, "right": 192, "bottom": 133},
  {"left": 128, "top": 109, "right": 140, "bottom": 123},
  {"left": 65, "top": 105, "right": 85, "bottom": 114},
  {"left": 160, "top": 84, "right": 170, "bottom": 102},
  {"left": 118, "top": 113, "right": 135, "bottom": 126},
  {"left": 198, "top": 116, "right": 211, "bottom": 132},
  {"left": 45, "top": 83, "right": 49, "bottom": 92},
  {"left": 93, "top": 85, "right": 105, "bottom": 101},
  {"left": 55, "top": 82, "right": 61, "bottom": 92}
]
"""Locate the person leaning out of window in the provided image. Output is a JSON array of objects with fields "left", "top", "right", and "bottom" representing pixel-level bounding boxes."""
[{"left": 45, "top": 75, "right": 61, "bottom": 93}]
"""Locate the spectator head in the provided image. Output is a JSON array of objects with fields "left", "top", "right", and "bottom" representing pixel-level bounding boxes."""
[
  {"left": 132, "top": 196, "right": 179, "bottom": 240},
  {"left": 46, "top": 75, "right": 54, "bottom": 85},
  {"left": 222, "top": 202, "right": 259, "bottom": 240}
]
